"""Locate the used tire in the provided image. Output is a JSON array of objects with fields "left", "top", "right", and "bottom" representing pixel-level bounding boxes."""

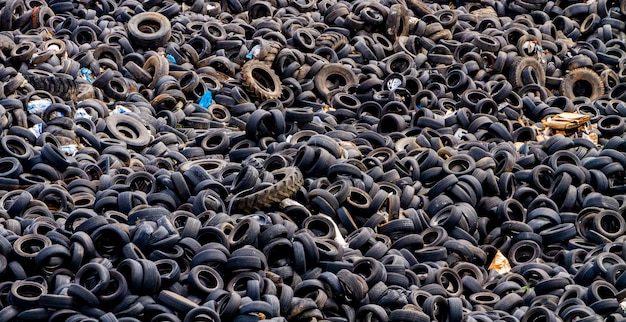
[
  {"left": 314, "top": 63, "right": 358, "bottom": 102},
  {"left": 560, "top": 68, "right": 605, "bottom": 101},
  {"left": 509, "top": 57, "right": 546, "bottom": 88},
  {"left": 231, "top": 167, "right": 303, "bottom": 212},
  {"left": 241, "top": 60, "right": 282, "bottom": 100},
  {"left": 105, "top": 114, "right": 151, "bottom": 150},
  {"left": 127, "top": 12, "right": 172, "bottom": 49}
]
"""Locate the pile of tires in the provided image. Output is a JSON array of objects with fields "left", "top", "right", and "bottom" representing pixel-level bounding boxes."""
[{"left": 0, "top": 0, "right": 625, "bottom": 321}]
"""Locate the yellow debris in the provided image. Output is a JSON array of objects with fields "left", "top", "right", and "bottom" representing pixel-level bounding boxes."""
[
  {"left": 542, "top": 112, "right": 591, "bottom": 131},
  {"left": 489, "top": 250, "right": 511, "bottom": 274}
]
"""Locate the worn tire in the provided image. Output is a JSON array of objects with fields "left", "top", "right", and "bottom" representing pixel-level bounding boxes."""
[
  {"left": 405, "top": 0, "right": 434, "bottom": 16},
  {"left": 232, "top": 167, "right": 303, "bottom": 212},
  {"left": 24, "top": 73, "right": 77, "bottom": 100},
  {"left": 316, "top": 31, "right": 349, "bottom": 51},
  {"left": 241, "top": 60, "right": 282, "bottom": 100},
  {"left": 262, "top": 40, "right": 283, "bottom": 66},
  {"left": 105, "top": 114, "right": 151, "bottom": 150},
  {"left": 509, "top": 56, "right": 545, "bottom": 88},
  {"left": 0, "top": 34, "right": 14, "bottom": 52},
  {"left": 387, "top": 4, "right": 409, "bottom": 40},
  {"left": 127, "top": 12, "right": 172, "bottom": 49},
  {"left": 560, "top": 67, "right": 604, "bottom": 101},
  {"left": 314, "top": 63, "right": 358, "bottom": 102}
]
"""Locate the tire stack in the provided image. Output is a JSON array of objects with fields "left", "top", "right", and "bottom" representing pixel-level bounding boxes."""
[{"left": 0, "top": 0, "right": 625, "bottom": 321}]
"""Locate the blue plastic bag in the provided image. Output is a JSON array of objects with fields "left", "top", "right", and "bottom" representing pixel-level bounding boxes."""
[
  {"left": 80, "top": 68, "right": 94, "bottom": 83},
  {"left": 199, "top": 91, "right": 213, "bottom": 108}
]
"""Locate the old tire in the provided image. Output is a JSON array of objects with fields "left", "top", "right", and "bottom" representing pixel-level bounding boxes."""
[
  {"left": 509, "top": 57, "right": 546, "bottom": 88},
  {"left": 560, "top": 68, "right": 605, "bottom": 101},
  {"left": 232, "top": 167, "right": 303, "bottom": 212},
  {"left": 127, "top": 12, "right": 172, "bottom": 49},
  {"left": 314, "top": 63, "right": 358, "bottom": 102},
  {"left": 241, "top": 60, "right": 282, "bottom": 100}
]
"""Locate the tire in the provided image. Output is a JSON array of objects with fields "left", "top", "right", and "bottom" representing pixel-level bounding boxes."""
[
  {"left": 127, "top": 12, "right": 172, "bottom": 49},
  {"left": 509, "top": 56, "right": 546, "bottom": 88},
  {"left": 231, "top": 167, "right": 303, "bottom": 212},
  {"left": 405, "top": 0, "right": 434, "bottom": 16},
  {"left": 0, "top": 34, "right": 14, "bottom": 52},
  {"left": 105, "top": 114, "right": 151, "bottom": 150},
  {"left": 560, "top": 67, "right": 604, "bottom": 101},
  {"left": 262, "top": 40, "right": 283, "bottom": 66},
  {"left": 387, "top": 4, "right": 409, "bottom": 40},
  {"left": 241, "top": 60, "right": 282, "bottom": 100},
  {"left": 314, "top": 63, "right": 358, "bottom": 102},
  {"left": 316, "top": 31, "right": 349, "bottom": 51},
  {"left": 23, "top": 72, "right": 77, "bottom": 100},
  {"left": 0, "top": 0, "right": 25, "bottom": 31}
]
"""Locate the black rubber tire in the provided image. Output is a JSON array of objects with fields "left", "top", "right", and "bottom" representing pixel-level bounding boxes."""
[
  {"left": 405, "top": 0, "right": 434, "bottom": 16},
  {"left": 23, "top": 73, "right": 78, "bottom": 100},
  {"left": 560, "top": 67, "right": 605, "bottom": 101},
  {"left": 509, "top": 56, "right": 546, "bottom": 88},
  {"left": 314, "top": 63, "right": 358, "bottom": 102},
  {"left": 241, "top": 60, "right": 282, "bottom": 100},
  {"left": 316, "top": 31, "right": 349, "bottom": 51},
  {"left": 231, "top": 167, "right": 303, "bottom": 212},
  {"left": 0, "top": 34, "right": 14, "bottom": 52},
  {"left": 386, "top": 4, "right": 409, "bottom": 40},
  {"left": 127, "top": 12, "right": 172, "bottom": 48},
  {"left": 105, "top": 114, "right": 151, "bottom": 150},
  {"left": 598, "top": 115, "right": 626, "bottom": 138}
]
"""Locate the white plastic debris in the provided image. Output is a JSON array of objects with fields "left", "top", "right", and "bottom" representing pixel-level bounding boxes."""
[
  {"left": 75, "top": 108, "right": 90, "bottom": 119},
  {"left": 387, "top": 78, "right": 402, "bottom": 91},
  {"left": 454, "top": 128, "right": 468, "bottom": 139},
  {"left": 60, "top": 144, "right": 78, "bottom": 156},
  {"left": 246, "top": 44, "right": 262, "bottom": 60},
  {"left": 111, "top": 105, "right": 131, "bottom": 115},
  {"left": 27, "top": 99, "right": 52, "bottom": 114},
  {"left": 29, "top": 123, "right": 43, "bottom": 138},
  {"left": 319, "top": 213, "right": 348, "bottom": 248}
]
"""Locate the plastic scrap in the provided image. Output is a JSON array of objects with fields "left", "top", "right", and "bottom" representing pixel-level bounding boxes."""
[
  {"left": 166, "top": 54, "right": 176, "bottom": 64},
  {"left": 488, "top": 250, "right": 512, "bottom": 274},
  {"left": 27, "top": 99, "right": 52, "bottom": 114},
  {"left": 80, "top": 67, "right": 94, "bottom": 83},
  {"left": 49, "top": 110, "right": 65, "bottom": 119},
  {"left": 75, "top": 108, "right": 90, "bottom": 119},
  {"left": 387, "top": 78, "right": 402, "bottom": 91},
  {"left": 246, "top": 44, "right": 261, "bottom": 60},
  {"left": 29, "top": 53, "right": 40, "bottom": 64},
  {"left": 60, "top": 144, "right": 78, "bottom": 156},
  {"left": 454, "top": 128, "right": 468, "bottom": 139},
  {"left": 522, "top": 40, "right": 536, "bottom": 56},
  {"left": 29, "top": 123, "right": 43, "bottom": 138},
  {"left": 111, "top": 105, "right": 131, "bottom": 115},
  {"left": 199, "top": 90, "right": 213, "bottom": 108},
  {"left": 47, "top": 44, "right": 61, "bottom": 53}
]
